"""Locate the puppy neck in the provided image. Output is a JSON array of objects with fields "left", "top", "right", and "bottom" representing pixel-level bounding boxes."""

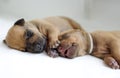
[{"left": 86, "top": 32, "right": 94, "bottom": 54}]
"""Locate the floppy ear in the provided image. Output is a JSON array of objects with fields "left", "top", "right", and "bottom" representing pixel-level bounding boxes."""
[
  {"left": 58, "top": 30, "right": 72, "bottom": 40},
  {"left": 14, "top": 18, "right": 25, "bottom": 26},
  {"left": 3, "top": 40, "right": 6, "bottom": 44}
]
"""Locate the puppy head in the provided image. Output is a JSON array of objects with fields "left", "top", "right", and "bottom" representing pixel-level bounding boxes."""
[
  {"left": 58, "top": 29, "right": 87, "bottom": 58},
  {"left": 4, "top": 18, "right": 47, "bottom": 53}
]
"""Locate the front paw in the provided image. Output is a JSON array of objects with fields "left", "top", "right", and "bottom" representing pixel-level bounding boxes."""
[
  {"left": 49, "top": 39, "right": 60, "bottom": 48},
  {"left": 108, "top": 60, "right": 119, "bottom": 69},
  {"left": 104, "top": 57, "right": 119, "bottom": 69},
  {"left": 47, "top": 48, "right": 59, "bottom": 58}
]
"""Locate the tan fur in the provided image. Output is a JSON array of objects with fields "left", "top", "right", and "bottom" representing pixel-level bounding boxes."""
[
  {"left": 91, "top": 31, "right": 120, "bottom": 69},
  {"left": 58, "top": 29, "right": 120, "bottom": 69},
  {"left": 6, "top": 25, "right": 26, "bottom": 51},
  {"left": 4, "top": 16, "right": 82, "bottom": 56}
]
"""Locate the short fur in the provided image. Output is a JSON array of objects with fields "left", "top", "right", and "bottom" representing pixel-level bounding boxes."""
[
  {"left": 4, "top": 16, "right": 83, "bottom": 57},
  {"left": 58, "top": 29, "right": 120, "bottom": 69}
]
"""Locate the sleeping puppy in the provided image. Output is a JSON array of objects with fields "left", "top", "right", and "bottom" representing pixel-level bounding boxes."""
[
  {"left": 3, "top": 16, "right": 83, "bottom": 57},
  {"left": 58, "top": 28, "right": 120, "bottom": 69}
]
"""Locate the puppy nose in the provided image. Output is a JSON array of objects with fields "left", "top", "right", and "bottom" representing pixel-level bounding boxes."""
[
  {"left": 58, "top": 46, "right": 65, "bottom": 52},
  {"left": 34, "top": 44, "right": 43, "bottom": 52}
]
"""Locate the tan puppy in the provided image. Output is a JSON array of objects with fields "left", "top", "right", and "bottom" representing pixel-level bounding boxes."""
[
  {"left": 4, "top": 16, "right": 83, "bottom": 57},
  {"left": 58, "top": 29, "right": 120, "bottom": 69}
]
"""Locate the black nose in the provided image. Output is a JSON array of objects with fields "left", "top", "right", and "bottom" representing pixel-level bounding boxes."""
[
  {"left": 35, "top": 44, "right": 43, "bottom": 52},
  {"left": 25, "top": 37, "right": 47, "bottom": 53},
  {"left": 34, "top": 38, "right": 47, "bottom": 53},
  {"left": 34, "top": 44, "right": 43, "bottom": 52}
]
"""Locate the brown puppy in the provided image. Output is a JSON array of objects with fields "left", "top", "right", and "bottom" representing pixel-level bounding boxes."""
[
  {"left": 58, "top": 28, "right": 120, "bottom": 69},
  {"left": 4, "top": 16, "right": 83, "bottom": 57}
]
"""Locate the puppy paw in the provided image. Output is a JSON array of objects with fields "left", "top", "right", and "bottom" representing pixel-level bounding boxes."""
[
  {"left": 104, "top": 57, "right": 119, "bottom": 69},
  {"left": 49, "top": 39, "right": 60, "bottom": 48},
  {"left": 47, "top": 48, "right": 59, "bottom": 58},
  {"left": 108, "top": 60, "right": 119, "bottom": 69}
]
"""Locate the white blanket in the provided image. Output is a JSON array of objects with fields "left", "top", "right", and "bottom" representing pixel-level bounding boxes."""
[{"left": 0, "top": 18, "right": 120, "bottom": 78}]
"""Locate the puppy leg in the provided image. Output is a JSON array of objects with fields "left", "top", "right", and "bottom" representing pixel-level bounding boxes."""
[
  {"left": 92, "top": 51, "right": 119, "bottom": 69},
  {"left": 109, "top": 40, "right": 120, "bottom": 66},
  {"left": 104, "top": 55, "right": 119, "bottom": 69},
  {"left": 46, "top": 27, "right": 60, "bottom": 57},
  {"left": 48, "top": 31, "right": 60, "bottom": 48}
]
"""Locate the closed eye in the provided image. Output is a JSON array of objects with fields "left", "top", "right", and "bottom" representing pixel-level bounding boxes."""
[
  {"left": 25, "top": 30, "right": 34, "bottom": 39},
  {"left": 62, "top": 34, "right": 70, "bottom": 39}
]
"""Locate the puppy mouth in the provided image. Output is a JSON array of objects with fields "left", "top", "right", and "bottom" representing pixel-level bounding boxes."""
[{"left": 58, "top": 44, "right": 77, "bottom": 58}]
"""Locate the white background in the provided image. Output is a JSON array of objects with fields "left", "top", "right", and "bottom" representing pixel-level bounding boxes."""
[
  {"left": 0, "top": 0, "right": 85, "bottom": 19},
  {"left": 0, "top": 0, "right": 120, "bottom": 78}
]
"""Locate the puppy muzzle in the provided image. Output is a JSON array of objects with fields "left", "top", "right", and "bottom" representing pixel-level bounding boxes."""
[{"left": 25, "top": 38, "right": 47, "bottom": 53}]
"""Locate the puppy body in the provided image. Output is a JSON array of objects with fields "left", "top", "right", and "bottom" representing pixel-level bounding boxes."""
[
  {"left": 4, "top": 16, "right": 82, "bottom": 56},
  {"left": 58, "top": 29, "right": 120, "bottom": 69},
  {"left": 91, "top": 31, "right": 120, "bottom": 69}
]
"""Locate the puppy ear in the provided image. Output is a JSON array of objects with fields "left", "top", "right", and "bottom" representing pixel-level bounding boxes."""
[
  {"left": 14, "top": 18, "right": 25, "bottom": 26},
  {"left": 58, "top": 33, "right": 70, "bottom": 40},
  {"left": 3, "top": 40, "right": 6, "bottom": 44}
]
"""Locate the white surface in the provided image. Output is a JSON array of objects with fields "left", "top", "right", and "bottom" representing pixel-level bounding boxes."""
[
  {"left": 0, "top": 17, "right": 120, "bottom": 78},
  {"left": 0, "top": 0, "right": 120, "bottom": 77}
]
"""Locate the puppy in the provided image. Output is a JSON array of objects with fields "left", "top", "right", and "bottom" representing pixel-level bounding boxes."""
[
  {"left": 58, "top": 28, "right": 120, "bottom": 69},
  {"left": 4, "top": 16, "right": 83, "bottom": 57}
]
